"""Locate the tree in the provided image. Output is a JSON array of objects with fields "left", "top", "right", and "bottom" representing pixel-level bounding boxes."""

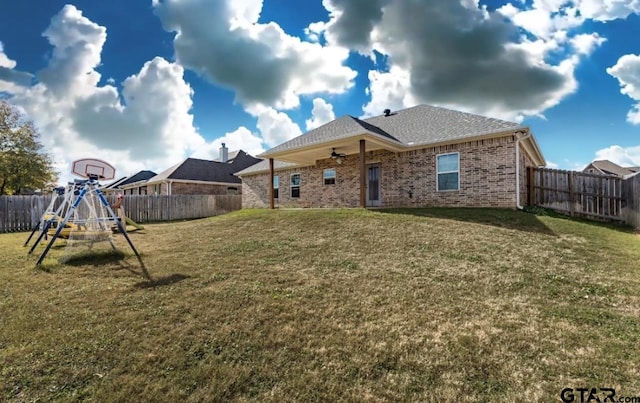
[{"left": 0, "top": 100, "right": 58, "bottom": 195}]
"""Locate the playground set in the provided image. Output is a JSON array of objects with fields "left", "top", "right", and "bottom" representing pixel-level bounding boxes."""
[{"left": 24, "top": 159, "right": 143, "bottom": 266}]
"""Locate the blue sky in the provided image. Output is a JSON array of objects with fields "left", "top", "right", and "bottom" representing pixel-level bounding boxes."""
[{"left": 1, "top": 0, "right": 639, "bottom": 183}]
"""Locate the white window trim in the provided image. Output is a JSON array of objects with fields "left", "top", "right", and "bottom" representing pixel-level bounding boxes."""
[
  {"left": 436, "top": 152, "right": 460, "bottom": 192},
  {"left": 323, "top": 168, "right": 336, "bottom": 185},
  {"left": 290, "top": 173, "right": 301, "bottom": 198}
]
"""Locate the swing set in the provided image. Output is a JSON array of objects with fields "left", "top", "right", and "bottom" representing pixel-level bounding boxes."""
[{"left": 25, "top": 159, "right": 143, "bottom": 266}]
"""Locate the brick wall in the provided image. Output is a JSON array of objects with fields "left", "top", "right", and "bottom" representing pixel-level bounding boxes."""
[{"left": 242, "top": 135, "right": 528, "bottom": 209}]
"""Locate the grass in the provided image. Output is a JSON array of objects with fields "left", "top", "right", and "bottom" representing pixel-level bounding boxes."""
[{"left": 1, "top": 208, "right": 639, "bottom": 402}]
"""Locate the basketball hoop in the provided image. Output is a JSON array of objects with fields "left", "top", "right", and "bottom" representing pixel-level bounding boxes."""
[{"left": 72, "top": 159, "right": 116, "bottom": 180}]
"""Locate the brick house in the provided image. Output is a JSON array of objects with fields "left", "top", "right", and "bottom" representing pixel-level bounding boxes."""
[
  {"left": 127, "top": 145, "right": 261, "bottom": 195},
  {"left": 582, "top": 160, "right": 640, "bottom": 178},
  {"left": 237, "top": 104, "right": 546, "bottom": 209}
]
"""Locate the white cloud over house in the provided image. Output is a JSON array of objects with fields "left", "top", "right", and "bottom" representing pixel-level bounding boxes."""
[
  {"left": 153, "top": 0, "right": 357, "bottom": 110},
  {"left": 314, "top": 0, "right": 612, "bottom": 121},
  {"left": 594, "top": 145, "right": 640, "bottom": 166},
  {"left": 306, "top": 98, "right": 336, "bottom": 130},
  {"left": 607, "top": 54, "right": 640, "bottom": 125}
]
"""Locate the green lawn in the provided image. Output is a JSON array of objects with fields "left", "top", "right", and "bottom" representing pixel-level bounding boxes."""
[{"left": 1, "top": 208, "right": 639, "bottom": 402}]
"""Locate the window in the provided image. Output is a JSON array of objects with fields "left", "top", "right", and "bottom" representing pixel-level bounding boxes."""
[
  {"left": 436, "top": 152, "right": 459, "bottom": 191},
  {"left": 290, "top": 174, "right": 300, "bottom": 198},
  {"left": 273, "top": 175, "right": 279, "bottom": 199},
  {"left": 227, "top": 186, "right": 238, "bottom": 195},
  {"left": 154, "top": 184, "right": 161, "bottom": 195},
  {"left": 323, "top": 168, "right": 336, "bottom": 185}
]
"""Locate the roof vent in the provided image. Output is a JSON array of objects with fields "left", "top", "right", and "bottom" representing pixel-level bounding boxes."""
[{"left": 383, "top": 108, "right": 391, "bottom": 117}]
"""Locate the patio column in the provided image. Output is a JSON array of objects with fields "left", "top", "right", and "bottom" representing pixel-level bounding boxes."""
[
  {"left": 269, "top": 158, "right": 275, "bottom": 209},
  {"left": 359, "top": 139, "right": 366, "bottom": 208}
]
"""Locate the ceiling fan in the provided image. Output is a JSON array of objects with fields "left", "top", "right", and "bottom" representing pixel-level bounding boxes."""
[{"left": 330, "top": 148, "right": 346, "bottom": 160}]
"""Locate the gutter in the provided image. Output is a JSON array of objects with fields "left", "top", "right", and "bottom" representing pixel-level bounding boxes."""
[{"left": 515, "top": 130, "right": 531, "bottom": 210}]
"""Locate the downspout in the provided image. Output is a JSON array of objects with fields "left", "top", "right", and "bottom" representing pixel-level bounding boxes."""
[{"left": 515, "top": 130, "right": 531, "bottom": 210}]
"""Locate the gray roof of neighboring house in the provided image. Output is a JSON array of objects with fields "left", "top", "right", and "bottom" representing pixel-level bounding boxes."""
[
  {"left": 261, "top": 104, "right": 524, "bottom": 156},
  {"left": 104, "top": 170, "right": 157, "bottom": 189},
  {"left": 587, "top": 160, "right": 638, "bottom": 177},
  {"left": 119, "top": 170, "right": 157, "bottom": 186},
  {"left": 104, "top": 176, "right": 128, "bottom": 189},
  {"left": 148, "top": 151, "right": 261, "bottom": 184},
  {"left": 235, "top": 159, "right": 300, "bottom": 176}
]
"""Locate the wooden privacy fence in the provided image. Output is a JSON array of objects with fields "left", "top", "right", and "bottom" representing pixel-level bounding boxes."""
[
  {"left": 528, "top": 167, "right": 640, "bottom": 227},
  {"left": 621, "top": 173, "right": 640, "bottom": 229},
  {"left": 0, "top": 194, "right": 242, "bottom": 233}
]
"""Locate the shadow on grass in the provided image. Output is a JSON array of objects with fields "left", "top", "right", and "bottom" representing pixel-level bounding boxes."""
[
  {"left": 133, "top": 273, "right": 190, "bottom": 289},
  {"left": 57, "top": 248, "right": 151, "bottom": 280},
  {"left": 373, "top": 207, "right": 557, "bottom": 235},
  {"left": 62, "top": 249, "right": 127, "bottom": 266}
]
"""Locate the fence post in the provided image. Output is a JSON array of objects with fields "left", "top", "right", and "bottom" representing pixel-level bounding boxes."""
[
  {"left": 527, "top": 167, "right": 534, "bottom": 206},
  {"left": 568, "top": 171, "right": 574, "bottom": 217}
]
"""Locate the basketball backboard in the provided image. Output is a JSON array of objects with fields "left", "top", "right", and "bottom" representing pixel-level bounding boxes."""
[{"left": 72, "top": 159, "right": 116, "bottom": 180}]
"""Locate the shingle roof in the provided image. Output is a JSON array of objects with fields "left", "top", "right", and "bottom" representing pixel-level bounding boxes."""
[
  {"left": 104, "top": 176, "right": 128, "bottom": 189},
  {"left": 589, "top": 160, "right": 637, "bottom": 177},
  {"left": 261, "top": 104, "right": 523, "bottom": 156},
  {"left": 235, "top": 159, "right": 299, "bottom": 176},
  {"left": 119, "top": 170, "right": 157, "bottom": 186},
  {"left": 264, "top": 115, "right": 401, "bottom": 155},
  {"left": 104, "top": 170, "right": 157, "bottom": 189},
  {"left": 363, "top": 104, "right": 523, "bottom": 145},
  {"left": 148, "top": 151, "right": 261, "bottom": 184}
]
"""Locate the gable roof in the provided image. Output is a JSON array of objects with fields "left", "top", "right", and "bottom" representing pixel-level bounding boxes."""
[
  {"left": 585, "top": 160, "right": 639, "bottom": 177},
  {"left": 103, "top": 170, "right": 157, "bottom": 189},
  {"left": 148, "top": 151, "right": 261, "bottom": 185},
  {"left": 103, "top": 176, "right": 128, "bottom": 189},
  {"left": 261, "top": 104, "right": 525, "bottom": 158},
  {"left": 119, "top": 170, "right": 157, "bottom": 186}
]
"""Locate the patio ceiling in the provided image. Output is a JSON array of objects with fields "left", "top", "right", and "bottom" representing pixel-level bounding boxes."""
[{"left": 261, "top": 134, "right": 405, "bottom": 165}]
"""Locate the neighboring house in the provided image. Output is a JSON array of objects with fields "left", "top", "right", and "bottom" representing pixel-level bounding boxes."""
[
  {"left": 582, "top": 160, "right": 640, "bottom": 178},
  {"left": 130, "top": 144, "right": 261, "bottom": 195},
  {"left": 103, "top": 170, "right": 157, "bottom": 195},
  {"left": 237, "top": 104, "right": 546, "bottom": 209}
]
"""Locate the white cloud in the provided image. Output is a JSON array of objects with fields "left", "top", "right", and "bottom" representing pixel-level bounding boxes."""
[
  {"left": 594, "top": 145, "right": 640, "bottom": 166},
  {"left": 576, "top": 0, "right": 640, "bottom": 21},
  {"left": 321, "top": 0, "right": 601, "bottom": 122},
  {"left": 190, "top": 127, "right": 265, "bottom": 161},
  {"left": 305, "top": 98, "right": 336, "bottom": 130},
  {"left": 362, "top": 66, "right": 417, "bottom": 117},
  {"left": 154, "top": 0, "right": 357, "bottom": 109},
  {"left": 607, "top": 54, "right": 640, "bottom": 124},
  {"left": 247, "top": 105, "right": 302, "bottom": 147},
  {"left": 570, "top": 33, "right": 606, "bottom": 55},
  {"left": 7, "top": 5, "right": 204, "bottom": 184},
  {"left": 0, "top": 41, "right": 32, "bottom": 92}
]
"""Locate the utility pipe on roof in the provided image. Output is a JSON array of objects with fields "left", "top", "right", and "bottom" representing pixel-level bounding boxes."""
[{"left": 515, "top": 130, "right": 531, "bottom": 210}]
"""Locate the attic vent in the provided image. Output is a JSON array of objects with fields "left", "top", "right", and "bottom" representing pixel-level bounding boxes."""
[{"left": 383, "top": 108, "right": 391, "bottom": 117}]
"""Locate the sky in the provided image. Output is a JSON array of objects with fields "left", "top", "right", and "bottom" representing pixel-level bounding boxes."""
[{"left": 1, "top": 0, "right": 640, "bottom": 184}]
